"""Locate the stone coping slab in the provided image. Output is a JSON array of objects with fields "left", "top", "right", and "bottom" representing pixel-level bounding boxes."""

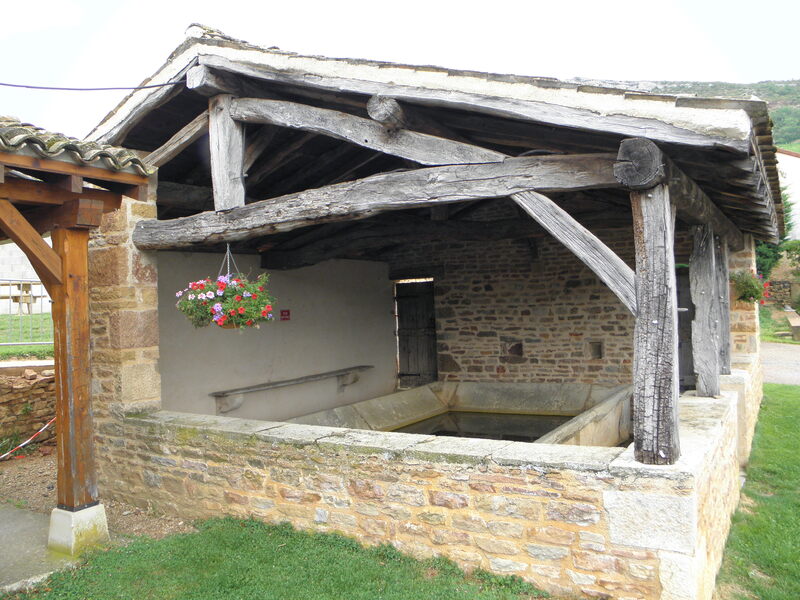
[{"left": 126, "top": 391, "right": 733, "bottom": 479}]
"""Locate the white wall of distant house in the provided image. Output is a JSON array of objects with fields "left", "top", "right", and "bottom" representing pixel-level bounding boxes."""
[
  {"left": 778, "top": 150, "right": 800, "bottom": 240},
  {"left": 0, "top": 240, "right": 52, "bottom": 314},
  {"left": 157, "top": 252, "right": 398, "bottom": 421}
]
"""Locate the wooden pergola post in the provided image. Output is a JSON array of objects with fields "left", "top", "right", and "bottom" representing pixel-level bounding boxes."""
[
  {"left": 615, "top": 138, "right": 745, "bottom": 464},
  {"left": 0, "top": 138, "right": 149, "bottom": 555},
  {"left": 50, "top": 227, "right": 96, "bottom": 510},
  {"left": 630, "top": 184, "right": 681, "bottom": 464}
]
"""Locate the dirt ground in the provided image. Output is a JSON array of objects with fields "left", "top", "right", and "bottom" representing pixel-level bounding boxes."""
[{"left": 0, "top": 447, "right": 194, "bottom": 540}]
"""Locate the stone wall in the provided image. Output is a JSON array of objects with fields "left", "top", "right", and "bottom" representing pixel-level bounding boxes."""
[
  {"left": 95, "top": 392, "right": 738, "bottom": 600},
  {"left": 88, "top": 175, "right": 162, "bottom": 479},
  {"left": 0, "top": 370, "right": 56, "bottom": 442},
  {"left": 766, "top": 280, "right": 792, "bottom": 306},
  {"left": 385, "top": 200, "right": 637, "bottom": 386}
]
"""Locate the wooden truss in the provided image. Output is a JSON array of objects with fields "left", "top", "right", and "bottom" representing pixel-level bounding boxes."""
[
  {"left": 0, "top": 154, "right": 147, "bottom": 511},
  {"left": 137, "top": 87, "right": 741, "bottom": 465}
]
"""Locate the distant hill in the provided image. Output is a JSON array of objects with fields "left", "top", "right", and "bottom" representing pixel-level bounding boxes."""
[{"left": 571, "top": 79, "right": 800, "bottom": 149}]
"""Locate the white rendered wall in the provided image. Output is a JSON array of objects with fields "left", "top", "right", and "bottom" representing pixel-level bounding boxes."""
[
  {"left": 157, "top": 252, "right": 398, "bottom": 420},
  {"left": 0, "top": 240, "right": 53, "bottom": 313}
]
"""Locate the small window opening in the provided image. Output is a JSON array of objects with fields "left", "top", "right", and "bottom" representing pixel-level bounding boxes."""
[{"left": 587, "top": 341, "right": 604, "bottom": 360}]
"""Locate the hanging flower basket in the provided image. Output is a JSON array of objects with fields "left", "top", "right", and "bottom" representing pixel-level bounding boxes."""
[{"left": 175, "top": 272, "right": 276, "bottom": 329}]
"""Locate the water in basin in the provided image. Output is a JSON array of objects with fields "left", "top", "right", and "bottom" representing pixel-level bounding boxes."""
[{"left": 394, "top": 412, "right": 571, "bottom": 443}]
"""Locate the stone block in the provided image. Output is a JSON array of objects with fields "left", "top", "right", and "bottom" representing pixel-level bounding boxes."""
[
  {"left": 525, "top": 543, "right": 569, "bottom": 560},
  {"left": 475, "top": 537, "right": 518, "bottom": 555},
  {"left": 109, "top": 310, "right": 159, "bottom": 349},
  {"left": 89, "top": 246, "right": 128, "bottom": 285},
  {"left": 488, "top": 558, "right": 527, "bottom": 573},
  {"left": 603, "top": 491, "right": 696, "bottom": 553}
]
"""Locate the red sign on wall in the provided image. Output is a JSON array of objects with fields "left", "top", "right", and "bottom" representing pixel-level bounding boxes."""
[{"left": 280, "top": 309, "right": 291, "bottom": 321}]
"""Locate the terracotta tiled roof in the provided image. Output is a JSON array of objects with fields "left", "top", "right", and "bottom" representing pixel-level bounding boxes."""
[{"left": 0, "top": 117, "right": 151, "bottom": 175}]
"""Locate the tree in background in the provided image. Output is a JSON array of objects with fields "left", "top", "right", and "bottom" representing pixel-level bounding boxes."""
[{"left": 756, "top": 191, "right": 793, "bottom": 279}]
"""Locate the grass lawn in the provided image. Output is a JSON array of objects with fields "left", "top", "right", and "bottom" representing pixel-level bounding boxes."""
[
  {"left": 3, "top": 519, "right": 547, "bottom": 600},
  {"left": 777, "top": 141, "right": 800, "bottom": 153},
  {"left": 0, "top": 313, "right": 53, "bottom": 360},
  {"left": 759, "top": 305, "right": 800, "bottom": 345},
  {"left": 716, "top": 383, "right": 800, "bottom": 600}
]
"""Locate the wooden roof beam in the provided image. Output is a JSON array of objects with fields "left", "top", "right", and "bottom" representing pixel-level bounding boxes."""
[
  {"left": 132, "top": 153, "right": 621, "bottom": 250},
  {"left": 614, "top": 138, "right": 746, "bottom": 250},
  {"left": 144, "top": 110, "right": 208, "bottom": 168}
]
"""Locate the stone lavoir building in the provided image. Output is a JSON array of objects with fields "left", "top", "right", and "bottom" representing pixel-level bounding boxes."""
[{"left": 80, "top": 26, "right": 780, "bottom": 599}]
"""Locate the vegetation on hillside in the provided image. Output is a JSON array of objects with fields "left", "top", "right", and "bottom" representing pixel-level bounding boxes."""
[{"left": 651, "top": 80, "right": 800, "bottom": 146}]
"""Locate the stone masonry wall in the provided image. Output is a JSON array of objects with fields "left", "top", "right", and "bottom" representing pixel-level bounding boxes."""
[
  {"left": 95, "top": 391, "right": 739, "bottom": 600},
  {"left": 0, "top": 370, "right": 56, "bottom": 442},
  {"left": 385, "top": 200, "right": 638, "bottom": 386},
  {"left": 384, "top": 202, "right": 697, "bottom": 388},
  {"left": 88, "top": 176, "right": 161, "bottom": 477}
]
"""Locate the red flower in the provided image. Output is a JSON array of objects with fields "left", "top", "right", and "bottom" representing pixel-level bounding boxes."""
[
  {"left": 229, "top": 309, "right": 236, "bottom": 316},
  {"left": 265, "top": 304, "right": 273, "bottom": 312},
  {"left": 210, "top": 307, "right": 215, "bottom": 313},
  {"left": 235, "top": 295, "right": 242, "bottom": 302},
  {"left": 252, "top": 294, "right": 258, "bottom": 300},
  {"left": 261, "top": 310, "right": 267, "bottom": 317},
  {"left": 760, "top": 299, "right": 765, "bottom": 305},
  {"left": 238, "top": 306, "right": 246, "bottom": 314},
  {"left": 246, "top": 320, "right": 253, "bottom": 326},
  {"left": 217, "top": 282, "right": 227, "bottom": 291},
  {"left": 258, "top": 286, "right": 264, "bottom": 292}
]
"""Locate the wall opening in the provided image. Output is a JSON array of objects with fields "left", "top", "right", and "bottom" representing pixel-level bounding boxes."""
[{"left": 394, "top": 278, "right": 437, "bottom": 389}]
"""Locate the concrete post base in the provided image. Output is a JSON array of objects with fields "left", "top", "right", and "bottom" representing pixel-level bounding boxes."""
[{"left": 47, "top": 504, "right": 109, "bottom": 557}]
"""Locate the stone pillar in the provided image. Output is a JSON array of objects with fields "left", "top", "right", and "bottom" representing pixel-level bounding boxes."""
[
  {"left": 728, "top": 234, "right": 760, "bottom": 356},
  {"left": 88, "top": 175, "right": 161, "bottom": 490},
  {"left": 721, "top": 233, "right": 763, "bottom": 465}
]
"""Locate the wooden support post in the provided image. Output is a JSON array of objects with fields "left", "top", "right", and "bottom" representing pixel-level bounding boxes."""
[
  {"left": 209, "top": 94, "right": 245, "bottom": 211},
  {"left": 631, "top": 184, "right": 681, "bottom": 464},
  {"left": 50, "top": 227, "right": 97, "bottom": 510},
  {"left": 715, "top": 236, "right": 732, "bottom": 375},
  {"left": 690, "top": 224, "right": 721, "bottom": 396}
]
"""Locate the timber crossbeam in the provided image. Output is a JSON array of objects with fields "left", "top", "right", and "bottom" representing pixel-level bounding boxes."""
[
  {"left": 614, "top": 138, "right": 744, "bottom": 250},
  {"left": 132, "top": 153, "right": 622, "bottom": 250}
]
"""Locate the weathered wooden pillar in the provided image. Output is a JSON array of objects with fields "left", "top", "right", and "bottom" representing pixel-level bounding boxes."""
[
  {"left": 690, "top": 224, "right": 721, "bottom": 396},
  {"left": 50, "top": 227, "right": 97, "bottom": 510},
  {"left": 209, "top": 94, "right": 246, "bottom": 210},
  {"left": 630, "top": 184, "right": 681, "bottom": 464},
  {"left": 715, "top": 236, "right": 731, "bottom": 375}
]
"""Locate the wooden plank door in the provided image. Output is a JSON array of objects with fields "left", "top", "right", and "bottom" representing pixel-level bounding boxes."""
[
  {"left": 395, "top": 281, "right": 437, "bottom": 388},
  {"left": 676, "top": 268, "right": 696, "bottom": 391}
]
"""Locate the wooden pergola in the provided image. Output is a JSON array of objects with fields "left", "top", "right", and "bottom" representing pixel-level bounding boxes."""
[{"left": 0, "top": 118, "right": 149, "bottom": 524}]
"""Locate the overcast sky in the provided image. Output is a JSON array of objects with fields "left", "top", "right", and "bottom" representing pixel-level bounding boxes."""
[{"left": 2, "top": 0, "right": 799, "bottom": 139}]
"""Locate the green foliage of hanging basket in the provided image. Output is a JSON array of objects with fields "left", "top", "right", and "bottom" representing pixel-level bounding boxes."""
[
  {"left": 176, "top": 273, "right": 276, "bottom": 328},
  {"left": 730, "top": 270, "right": 765, "bottom": 303}
]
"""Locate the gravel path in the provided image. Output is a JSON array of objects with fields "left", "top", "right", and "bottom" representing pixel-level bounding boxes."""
[
  {"left": 761, "top": 342, "right": 800, "bottom": 385},
  {"left": 0, "top": 450, "right": 194, "bottom": 540}
]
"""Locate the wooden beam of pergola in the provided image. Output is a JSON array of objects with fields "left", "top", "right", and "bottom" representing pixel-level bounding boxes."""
[
  {"left": 614, "top": 137, "right": 744, "bottom": 250},
  {"left": 132, "top": 153, "right": 621, "bottom": 248}
]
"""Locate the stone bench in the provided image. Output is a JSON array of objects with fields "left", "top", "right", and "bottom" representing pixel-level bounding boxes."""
[{"left": 785, "top": 309, "right": 800, "bottom": 341}]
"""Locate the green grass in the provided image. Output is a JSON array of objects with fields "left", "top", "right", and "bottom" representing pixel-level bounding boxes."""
[
  {"left": 759, "top": 305, "right": 800, "bottom": 345},
  {"left": 3, "top": 519, "right": 547, "bottom": 600},
  {"left": 717, "top": 384, "right": 800, "bottom": 600},
  {"left": 778, "top": 141, "right": 800, "bottom": 153},
  {"left": 0, "top": 313, "right": 53, "bottom": 360}
]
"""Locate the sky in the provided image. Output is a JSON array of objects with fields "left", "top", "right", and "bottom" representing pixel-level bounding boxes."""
[{"left": 2, "top": 0, "right": 800, "bottom": 139}]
